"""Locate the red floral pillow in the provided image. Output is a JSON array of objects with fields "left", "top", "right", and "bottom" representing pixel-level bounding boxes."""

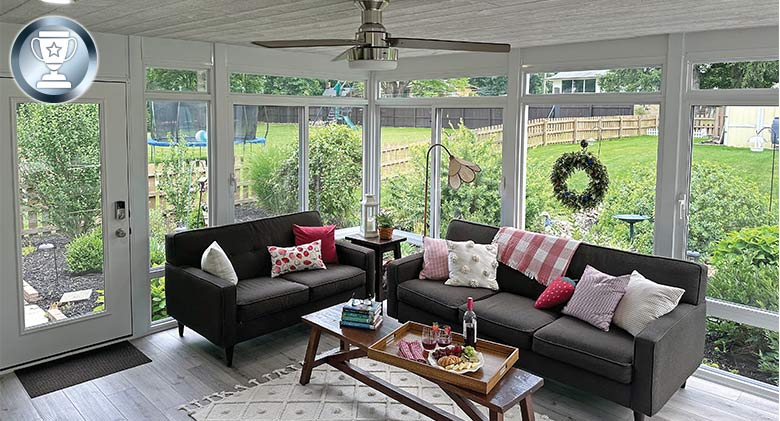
[
  {"left": 534, "top": 276, "right": 576, "bottom": 309},
  {"left": 268, "top": 240, "right": 326, "bottom": 278}
]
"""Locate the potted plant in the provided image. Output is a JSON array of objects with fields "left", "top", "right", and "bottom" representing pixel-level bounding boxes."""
[{"left": 376, "top": 211, "right": 394, "bottom": 240}]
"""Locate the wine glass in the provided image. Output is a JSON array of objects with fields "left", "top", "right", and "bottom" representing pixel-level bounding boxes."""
[{"left": 421, "top": 326, "right": 437, "bottom": 350}]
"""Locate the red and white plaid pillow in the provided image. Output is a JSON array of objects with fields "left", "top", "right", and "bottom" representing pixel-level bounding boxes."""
[
  {"left": 419, "top": 237, "right": 449, "bottom": 281},
  {"left": 268, "top": 240, "right": 326, "bottom": 278}
]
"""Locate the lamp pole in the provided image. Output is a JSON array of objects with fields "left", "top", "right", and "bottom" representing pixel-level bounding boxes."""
[{"left": 423, "top": 144, "right": 454, "bottom": 238}]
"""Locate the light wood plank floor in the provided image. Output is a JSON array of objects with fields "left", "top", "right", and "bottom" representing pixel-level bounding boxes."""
[{"left": 1, "top": 323, "right": 777, "bottom": 421}]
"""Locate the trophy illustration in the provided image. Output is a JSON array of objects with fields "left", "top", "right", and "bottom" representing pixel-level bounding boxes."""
[{"left": 31, "top": 31, "right": 78, "bottom": 89}]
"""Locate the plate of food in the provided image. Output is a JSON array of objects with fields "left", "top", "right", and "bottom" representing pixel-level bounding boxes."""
[{"left": 427, "top": 344, "right": 484, "bottom": 373}]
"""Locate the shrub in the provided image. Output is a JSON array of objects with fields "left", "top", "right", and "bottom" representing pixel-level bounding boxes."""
[
  {"left": 254, "top": 124, "right": 363, "bottom": 227},
  {"left": 16, "top": 103, "right": 101, "bottom": 237},
  {"left": 157, "top": 135, "right": 203, "bottom": 229},
  {"left": 688, "top": 162, "right": 766, "bottom": 259},
  {"left": 65, "top": 227, "right": 103, "bottom": 273},
  {"left": 711, "top": 225, "right": 779, "bottom": 267},
  {"left": 151, "top": 277, "right": 168, "bottom": 321},
  {"left": 708, "top": 255, "right": 779, "bottom": 312}
]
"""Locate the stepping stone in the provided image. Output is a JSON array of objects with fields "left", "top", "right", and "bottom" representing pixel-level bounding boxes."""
[
  {"left": 60, "top": 289, "right": 93, "bottom": 304},
  {"left": 24, "top": 303, "right": 49, "bottom": 328},
  {"left": 46, "top": 308, "right": 67, "bottom": 321},
  {"left": 23, "top": 281, "right": 40, "bottom": 302}
]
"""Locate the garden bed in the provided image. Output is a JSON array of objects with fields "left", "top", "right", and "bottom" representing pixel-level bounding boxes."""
[{"left": 21, "top": 235, "right": 102, "bottom": 322}]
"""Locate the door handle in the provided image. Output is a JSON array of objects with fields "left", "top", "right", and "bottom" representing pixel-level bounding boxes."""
[{"left": 115, "top": 228, "right": 127, "bottom": 238}]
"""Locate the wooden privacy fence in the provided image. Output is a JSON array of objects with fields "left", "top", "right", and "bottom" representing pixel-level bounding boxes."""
[{"left": 527, "top": 115, "right": 659, "bottom": 147}]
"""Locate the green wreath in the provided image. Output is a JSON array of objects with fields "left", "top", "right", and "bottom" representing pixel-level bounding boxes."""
[{"left": 550, "top": 143, "right": 609, "bottom": 210}]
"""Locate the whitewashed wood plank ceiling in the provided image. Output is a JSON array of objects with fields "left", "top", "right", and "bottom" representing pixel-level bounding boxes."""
[{"left": 0, "top": 0, "right": 776, "bottom": 57}]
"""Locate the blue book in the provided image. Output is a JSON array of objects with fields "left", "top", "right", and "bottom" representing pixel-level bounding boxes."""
[{"left": 340, "top": 318, "right": 382, "bottom": 330}]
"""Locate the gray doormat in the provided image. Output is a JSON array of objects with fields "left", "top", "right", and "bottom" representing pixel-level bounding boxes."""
[{"left": 15, "top": 341, "right": 151, "bottom": 398}]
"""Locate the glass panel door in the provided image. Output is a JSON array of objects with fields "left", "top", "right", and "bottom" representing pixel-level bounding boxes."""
[{"left": 0, "top": 80, "right": 132, "bottom": 369}]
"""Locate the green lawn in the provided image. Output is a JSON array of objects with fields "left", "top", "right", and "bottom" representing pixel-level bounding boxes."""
[{"left": 527, "top": 135, "right": 777, "bottom": 195}]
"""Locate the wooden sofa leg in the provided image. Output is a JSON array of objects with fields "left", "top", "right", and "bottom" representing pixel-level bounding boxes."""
[
  {"left": 225, "top": 346, "right": 235, "bottom": 367},
  {"left": 633, "top": 411, "right": 646, "bottom": 421},
  {"left": 177, "top": 322, "right": 185, "bottom": 337},
  {"left": 681, "top": 380, "right": 687, "bottom": 389}
]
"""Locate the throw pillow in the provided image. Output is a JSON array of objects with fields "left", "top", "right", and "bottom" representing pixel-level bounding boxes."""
[
  {"left": 562, "top": 265, "right": 630, "bottom": 331},
  {"left": 293, "top": 224, "right": 338, "bottom": 263},
  {"left": 534, "top": 276, "right": 576, "bottom": 309},
  {"left": 613, "top": 271, "right": 685, "bottom": 336},
  {"left": 268, "top": 240, "right": 326, "bottom": 278},
  {"left": 419, "top": 237, "right": 449, "bottom": 281},
  {"left": 444, "top": 240, "right": 499, "bottom": 291},
  {"left": 201, "top": 241, "right": 238, "bottom": 284}
]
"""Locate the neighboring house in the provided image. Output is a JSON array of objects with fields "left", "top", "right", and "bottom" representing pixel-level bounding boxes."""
[{"left": 545, "top": 70, "right": 610, "bottom": 94}]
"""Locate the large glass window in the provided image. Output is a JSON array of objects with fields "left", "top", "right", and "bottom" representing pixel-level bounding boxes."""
[
  {"left": 380, "top": 107, "right": 431, "bottom": 235},
  {"left": 524, "top": 103, "right": 659, "bottom": 253},
  {"left": 233, "top": 105, "right": 301, "bottom": 222},
  {"left": 380, "top": 76, "right": 507, "bottom": 98},
  {"left": 230, "top": 73, "right": 365, "bottom": 97},
  {"left": 439, "top": 108, "right": 503, "bottom": 234},
  {"left": 693, "top": 60, "right": 779, "bottom": 90},
  {"left": 528, "top": 67, "right": 662, "bottom": 94},
  {"left": 308, "top": 106, "right": 364, "bottom": 227},
  {"left": 689, "top": 105, "right": 779, "bottom": 385}
]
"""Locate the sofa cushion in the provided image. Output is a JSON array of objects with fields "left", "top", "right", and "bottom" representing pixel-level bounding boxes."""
[
  {"left": 236, "top": 277, "right": 309, "bottom": 322},
  {"left": 282, "top": 264, "right": 365, "bottom": 302},
  {"left": 397, "top": 279, "right": 496, "bottom": 322},
  {"left": 458, "top": 292, "right": 558, "bottom": 350},
  {"left": 533, "top": 316, "right": 634, "bottom": 384}
]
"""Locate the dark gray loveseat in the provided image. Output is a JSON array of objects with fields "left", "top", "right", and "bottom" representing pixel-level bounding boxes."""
[
  {"left": 165, "top": 211, "right": 375, "bottom": 366},
  {"left": 386, "top": 220, "right": 708, "bottom": 421}
]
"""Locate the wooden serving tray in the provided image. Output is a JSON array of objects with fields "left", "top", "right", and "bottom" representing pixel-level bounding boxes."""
[{"left": 367, "top": 321, "right": 519, "bottom": 394}]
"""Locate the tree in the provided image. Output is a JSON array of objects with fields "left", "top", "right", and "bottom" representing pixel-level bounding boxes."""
[
  {"left": 599, "top": 68, "right": 662, "bottom": 93},
  {"left": 16, "top": 103, "right": 101, "bottom": 237},
  {"left": 410, "top": 78, "right": 473, "bottom": 97},
  {"left": 468, "top": 76, "right": 507, "bottom": 96},
  {"left": 158, "top": 135, "right": 202, "bottom": 229},
  {"left": 145, "top": 68, "right": 206, "bottom": 92},
  {"left": 695, "top": 61, "right": 779, "bottom": 89}
]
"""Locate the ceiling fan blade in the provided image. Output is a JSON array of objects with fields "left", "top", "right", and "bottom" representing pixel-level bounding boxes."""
[
  {"left": 332, "top": 47, "right": 354, "bottom": 62},
  {"left": 252, "top": 39, "right": 365, "bottom": 48},
  {"left": 387, "top": 37, "right": 510, "bottom": 53}
]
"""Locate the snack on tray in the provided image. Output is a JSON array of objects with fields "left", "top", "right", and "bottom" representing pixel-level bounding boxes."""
[{"left": 397, "top": 339, "right": 426, "bottom": 363}]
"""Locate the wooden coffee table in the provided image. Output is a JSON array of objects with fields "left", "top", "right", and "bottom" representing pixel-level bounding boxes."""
[{"left": 300, "top": 304, "right": 544, "bottom": 421}]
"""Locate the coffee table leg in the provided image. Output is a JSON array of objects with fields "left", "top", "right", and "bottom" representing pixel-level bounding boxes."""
[
  {"left": 340, "top": 339, "right": 349, "bottom": 351},
  {"left": 519, "top": 396, "right": 535, "bottom": 421},
  {"left": 299, "top": 326, "right": 321, "bottom": 385},
  {"left": 489, "top": 411, "right": 504, "bottom": 421}
]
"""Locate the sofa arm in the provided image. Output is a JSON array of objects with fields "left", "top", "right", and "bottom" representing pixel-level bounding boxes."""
[
  {"left": 336, "top": 241, "right": 376, "bottom": 297},
  {"left": 385, "top": 252, "right": 424, "bottom": 318},
  {"left": 165, "top": 264, "right": 237, "bottom": 347},
  {"left": 631, "top": 303, "right": 706, "bottom": 416}
]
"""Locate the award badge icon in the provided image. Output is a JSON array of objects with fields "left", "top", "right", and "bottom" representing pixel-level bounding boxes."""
[
  {"left": 31, "top": 31, "right": 78, "bottom": 89},
  {"left": 10, "top": 16, "right": 98, "bottom": 103}
]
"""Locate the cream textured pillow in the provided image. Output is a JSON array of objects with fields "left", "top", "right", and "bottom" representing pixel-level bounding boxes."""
[
  {"left": 613, "top": 270, "right": 685, "bottom": 336},
  {"left": 201, "top": 241, "right": 238, "bottom": 285},
  {"left": 444, "top": 240, "right": 499, "bottom": 291}
]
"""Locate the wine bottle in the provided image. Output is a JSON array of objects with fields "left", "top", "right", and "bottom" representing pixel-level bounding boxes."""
[{"left": 463, "top": 296, "right": 477, "bottom": 347}]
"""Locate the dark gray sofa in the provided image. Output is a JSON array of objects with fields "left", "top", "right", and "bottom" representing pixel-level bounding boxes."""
[
  {"left": 386, "top": 220, "right": 708, "bottom": 421},
  {"left": 165, "top": 211, "right": 375, "bottom": 366}
]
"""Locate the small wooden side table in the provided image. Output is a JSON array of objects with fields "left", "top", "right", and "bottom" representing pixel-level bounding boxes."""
[{"left": 345, "top": 234, "right": 406, "bottom": 301}]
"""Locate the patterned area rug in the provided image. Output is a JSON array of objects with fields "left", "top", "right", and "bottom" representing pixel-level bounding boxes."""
[{"left": 181, "top": 358, "right": 554, "bottom": 420}]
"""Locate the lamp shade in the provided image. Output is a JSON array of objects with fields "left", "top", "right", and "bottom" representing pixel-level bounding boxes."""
[{"left": 447, "top": 155, "right": 481, "bottom": 189}]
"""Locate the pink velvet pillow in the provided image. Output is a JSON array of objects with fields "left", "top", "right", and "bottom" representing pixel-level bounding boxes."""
[
  {"left": 419, "top": 237, "right": 449, "bottom": 281},
  {"left": 293, "top": 224, "right": 338, "bottom": 263}
]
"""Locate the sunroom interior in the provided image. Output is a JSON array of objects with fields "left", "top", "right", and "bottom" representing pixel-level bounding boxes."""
[{"left": 0, "top": 1, "right": 778, "bottom": 420}]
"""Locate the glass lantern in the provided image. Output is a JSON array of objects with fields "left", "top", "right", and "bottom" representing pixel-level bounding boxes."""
[{"left": 361, "top": 194, "right": 379, "bottom": 238}]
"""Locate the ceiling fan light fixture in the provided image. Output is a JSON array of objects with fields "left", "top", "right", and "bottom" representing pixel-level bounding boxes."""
[{"left": 347, "top": 47, "right": 398, "bottom": 71}]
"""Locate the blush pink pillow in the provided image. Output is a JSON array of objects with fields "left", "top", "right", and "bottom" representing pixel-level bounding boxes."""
[
  {"left": 268, "top": 240, "right": 326, "bottom": 278},
  {"left": 419, "top": 237, "right": 449, "bottom": 281},
  {"left": 293, "top": 224, "right": 338, "bottom": 263}
]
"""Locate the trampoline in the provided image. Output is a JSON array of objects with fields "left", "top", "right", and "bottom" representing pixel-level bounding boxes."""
[{"left": 147, "top": 102, "right": 266, "bottom": 150}]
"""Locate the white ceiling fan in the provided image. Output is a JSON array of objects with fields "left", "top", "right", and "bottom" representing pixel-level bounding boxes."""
[{"left": 252, "top": 0, "right": 511, "bottom": 71}]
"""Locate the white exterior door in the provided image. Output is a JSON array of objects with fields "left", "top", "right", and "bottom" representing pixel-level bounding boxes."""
[{"left": 0, "top": 79, "right": 132, "bottom": 369}]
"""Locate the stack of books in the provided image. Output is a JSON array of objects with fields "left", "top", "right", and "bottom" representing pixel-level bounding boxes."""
[{"left": 340, "top": 300, "right": 383, "bottom": 330}]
